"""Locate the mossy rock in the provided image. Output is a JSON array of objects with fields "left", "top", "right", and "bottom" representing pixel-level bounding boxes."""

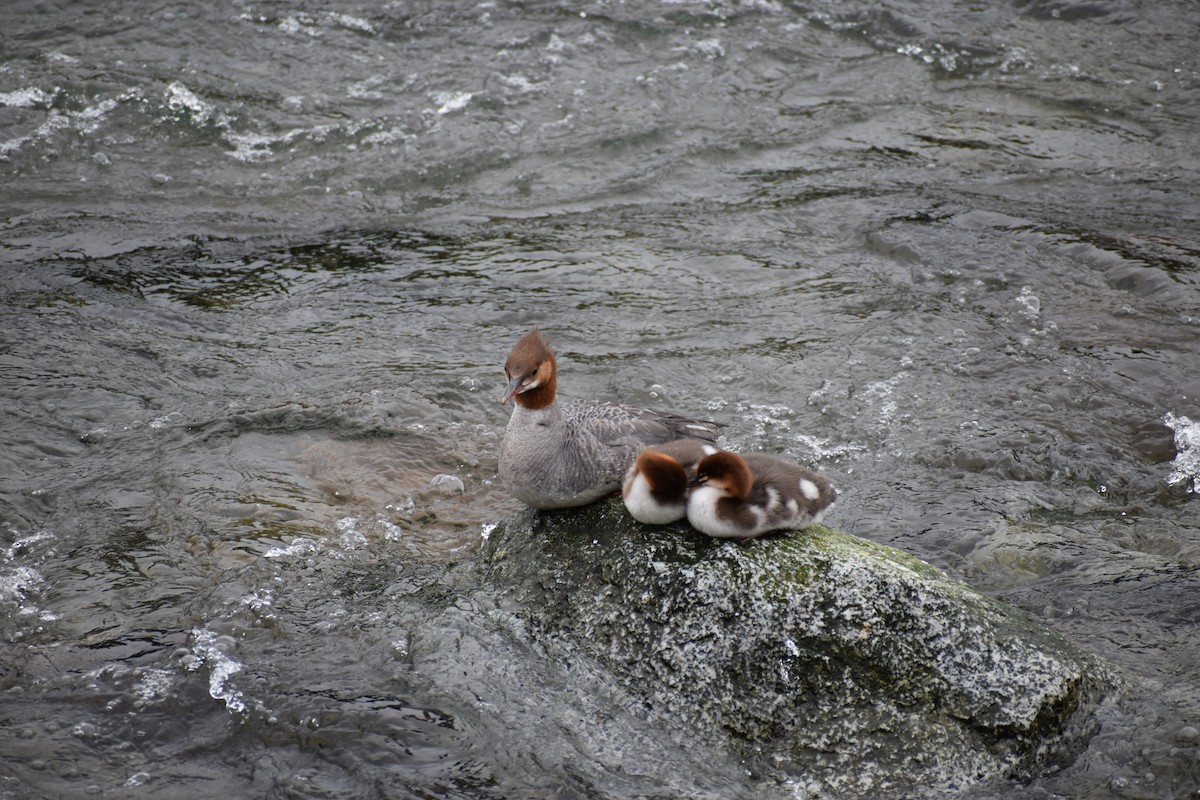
[{"left": 480, "top": 498, "right": 1113, "bottom": 798}]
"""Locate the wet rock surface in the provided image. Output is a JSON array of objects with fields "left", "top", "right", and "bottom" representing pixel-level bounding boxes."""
[{"left": 480, "top": 498, "right": 1114, "bottom": 798}]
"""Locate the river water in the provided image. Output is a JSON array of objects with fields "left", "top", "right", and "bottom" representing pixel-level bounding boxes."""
[{"left": 2, "top": 1, "right": 1198, "bottom": 797}]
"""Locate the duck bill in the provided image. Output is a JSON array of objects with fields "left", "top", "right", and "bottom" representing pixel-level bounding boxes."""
[{"left": 500, "top": 375, "right": 524, "bottom": 405}]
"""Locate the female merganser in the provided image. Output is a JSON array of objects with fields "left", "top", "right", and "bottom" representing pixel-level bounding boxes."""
[
  {"left": 621, "top": 439, "right": 719, "bottom": 524},
  {"left": 687, "top": 450, "right": 836, "bottom": 540},
  {"left": 498, "top": 329, "right": 723, "bottom": 510}
]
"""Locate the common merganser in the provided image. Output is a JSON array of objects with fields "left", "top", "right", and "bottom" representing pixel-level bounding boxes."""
[
  {"left": 687, "top": 450, "right": 836, "bottom": 540},
  {"left": 621, "top": 439, "right": 718, "bottom": 524},
  {"left": 498, "top": 329, "right": 723, "bottom": 510}
]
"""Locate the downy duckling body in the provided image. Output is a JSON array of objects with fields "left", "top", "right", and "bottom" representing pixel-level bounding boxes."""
[
  {"left": 687, "top": 450, "right": 836, "bottom": 540},
  {"left": 621, "top": 438, "right": 719, "bottom": 524}
]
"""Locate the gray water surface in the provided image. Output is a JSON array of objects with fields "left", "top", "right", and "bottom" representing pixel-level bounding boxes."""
[{"left": 3, "top": 1, "right": 1199, "bottom": 798}]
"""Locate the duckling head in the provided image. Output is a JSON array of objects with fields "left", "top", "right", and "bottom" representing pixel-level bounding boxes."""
[
  {"left": 694, "top": 451, "right": 753, "bottom": 501},
  {"left": 634, "top": 449, "right": 689, "bottom": 503}
]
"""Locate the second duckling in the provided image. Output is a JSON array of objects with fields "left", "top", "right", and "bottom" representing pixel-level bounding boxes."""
[
  {"left": 687, "top": 450, "right": 836, "bottom": 540},
  {"left": 621, "top": 438, "right": 719, "bottom": 525}
]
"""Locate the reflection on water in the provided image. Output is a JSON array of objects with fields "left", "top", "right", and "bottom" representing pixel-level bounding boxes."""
[{"left": 3, "top": 0, "right": 1200, "bottom": 797}]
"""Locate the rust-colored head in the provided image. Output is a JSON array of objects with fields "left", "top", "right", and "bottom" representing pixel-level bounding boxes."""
[
  {"left": 694, "top": 451, "right": 753, "bottom": 500},
  {"left": 635, "top": 449, "right": 689, "bottom": 502},
  {"left": 500, "top": 328, "right": 557, "bottom": 409}
]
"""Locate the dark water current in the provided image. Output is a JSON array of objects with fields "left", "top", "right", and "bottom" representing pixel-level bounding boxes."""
[{"left": 3, "top": 1, "right": 1200, "bottom": 797}]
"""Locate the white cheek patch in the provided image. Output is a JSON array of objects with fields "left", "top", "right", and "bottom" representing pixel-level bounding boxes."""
[
  {"left": 798, "top": 478, "right": 821, "bottom": 501},
  {"left": 521, "top": 378, "right": 541, "bottom": 393}
]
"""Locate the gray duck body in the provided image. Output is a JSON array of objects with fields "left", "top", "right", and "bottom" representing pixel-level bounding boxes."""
[{"left": 497, "top": 329, "right": 722, "bottom": 510}]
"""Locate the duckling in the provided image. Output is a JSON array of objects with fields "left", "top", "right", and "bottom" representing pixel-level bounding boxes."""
[
  {"left": 622, "top": 439, "right": 719, "bottom": 524},
  {"left": 687, "top": 450, "right": 836, "bottom": 540}
]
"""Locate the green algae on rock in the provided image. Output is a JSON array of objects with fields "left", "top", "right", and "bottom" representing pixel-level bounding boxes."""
[{"left": 480, "top": 498, "right": 1113, "bottom": 798}]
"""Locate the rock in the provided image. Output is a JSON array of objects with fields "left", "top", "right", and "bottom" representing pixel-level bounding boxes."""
[
  {"left": 427, "top": 473, "right": 465, "bottom": 494},
  {"left": 480, "top": 498, "right": 1113, "bottom": 798}
]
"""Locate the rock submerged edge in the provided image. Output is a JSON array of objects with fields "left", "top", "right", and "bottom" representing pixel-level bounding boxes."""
[{"left": 479, "top": 498, "right": 1114, "bottom": 798}]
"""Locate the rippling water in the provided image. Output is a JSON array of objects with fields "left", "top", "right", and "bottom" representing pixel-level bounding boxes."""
[{"left": 3, "top": 1, "right": 1199, "bottom": 798}]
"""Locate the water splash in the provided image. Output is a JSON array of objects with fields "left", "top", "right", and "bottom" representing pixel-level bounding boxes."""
[
  {"left": 185, "top": 628, "right": 247, "bottom": 715},
  {"left": 430, "top": 91, "right": 473, "bottom": 115},
  {"left": 863, "top": 373, "right": 907, "bottom": 427},
  {"left": 133, "top": 667, "right": 177, "bottom": 708},
  {"left": 328, "top": 13, "right": 374, "bottom": 34},
  {"left": 334, "top": 515, "right": 404, "bottom": 546},
  {"left": 1164, "top": 412, "right": 1200, "bottom": 493},
  {"left": 0, "top": 87, "right": 55, "bottom": 108},
  {"left": 165, "top": 81, "right": 214, "bottom": 125},
  {"left": 0, "top": 564, "right": 43, "bottom": 606},
  {"left": 263, "top": 537, "right": 321, "bottom": 559},
  {"left": 1, "top": 531, "right": 59, "bottom": 635},
  {"left": 124, "top": 772, "right": 151, "bottom": 787},
  {"left": 0, "top": 110, "right": 70, "bottom": 159},
  {"left": 1015, "top": 286, "right": 1042, "bottom": 320}
]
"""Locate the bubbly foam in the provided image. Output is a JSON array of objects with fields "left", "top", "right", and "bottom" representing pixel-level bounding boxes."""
[
  {"left": 186, "top": 628, "right": 247, "bottom": 715},
  {"left": 1164, "top": 412, "right": 1200, "bottom": 493},
  {"left": 0, "top": 87, "right": 54, "bottom": 108}
]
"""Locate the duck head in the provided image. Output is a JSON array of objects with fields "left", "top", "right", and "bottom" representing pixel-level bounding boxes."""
[{"left": 500, "top": 328, "right": 557, "bottom": 409}]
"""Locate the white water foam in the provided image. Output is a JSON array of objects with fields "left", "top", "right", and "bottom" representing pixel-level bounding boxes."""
[
  {"left": 1, "top": 531, "right": 59, "bottom": 628},
  {"left": 334, "top": 515, "right": 404, "bottom": 548},
  {"left": 263, "top": 537, "right": 321, "bottom": 559},
  {"left": 862, "top": 373, "right": 907, "bottom": 427},
  {"left": 185, "top": 628, "right": 247, "bottom": 715},
  {"left": 0, "top": 564, "right": 43, "bottom": 606},
  {"left": 716, "top": 401, "right": 864, "bottom": 464},
  {"left": 133, "top": 667, "right": 178, "bottom": 708},
  {"left": 430, "top": 91, "right": 473, "bottom": 115},
  {"left": 1015, "top": 285, "right": 1041, "bottom": 320},
  {"left": 1, "top": 90, "right": 127, "bottom": 159},
  {"left": 0, "top": 110, "right": 70, "bottom": 158},
  {"left": 1164, "top": 412, "right": 1200, "bottom": 493},
  {"left": 328, "top": 13, "right": 375, "bottom": 34},
  {"left": 0, "top": 87, "right": 55, "bottom": 107},
  {"left": 165, "top": 81, "right": 214, "bottom": 124}
]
